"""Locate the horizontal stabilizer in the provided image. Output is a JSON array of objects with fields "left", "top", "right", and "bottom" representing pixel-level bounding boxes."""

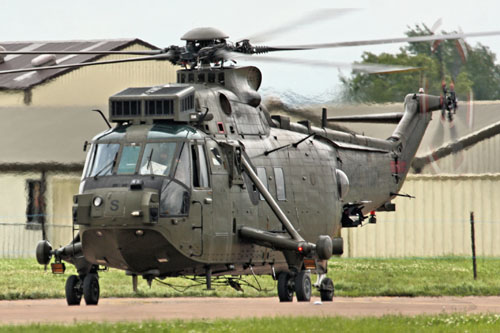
[{"left": 327, "top": 112, "right": 404, "bottom": 124}]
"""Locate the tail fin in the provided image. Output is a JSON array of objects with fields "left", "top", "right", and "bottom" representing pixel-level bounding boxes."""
[
  {"left": 390, "top": 94, "right": 446, "bottom": 185},
  {"left": 328, "top": 93, "right": 448, "bottom": 185}
]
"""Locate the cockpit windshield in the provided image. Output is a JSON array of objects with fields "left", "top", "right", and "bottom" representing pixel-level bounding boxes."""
[
  {"left": 117, "top": 144, "right": 141, "bottom": 175},
  {"left": 87, "top": 143, "right": 120, "bottom": 178},
  {"left": 84, "top": 141, "right": 185, "bottom": 180},
  {"left": 139, "top": 142, "right": 177, "bottom": 176}
]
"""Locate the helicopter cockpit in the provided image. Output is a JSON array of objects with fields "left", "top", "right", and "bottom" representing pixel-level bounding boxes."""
[{"left": 80, "top": 123, "right": 207, "bottom": 218}]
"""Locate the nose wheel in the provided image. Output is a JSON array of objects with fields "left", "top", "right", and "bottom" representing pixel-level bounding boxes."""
[
  {"left": 64, "top": 273, "right": 100, "bottom": 306},
  {"left": 319, "top": 277, "right": 334, "bottom": 302},
  {"left": 295, "top": 271, "right": 312, "bottom": 302},
  {"left": 83, "top": 273, "right": 100, "bottom": 305},
  {"left": 65, "top": 275, "right": 82, "bottom": 305},
  {"left": 277, "top": 271, "right": 312, "bottom": 302},
  {"left": 277, "top": 272, "right": 294, "bottom": 302}
]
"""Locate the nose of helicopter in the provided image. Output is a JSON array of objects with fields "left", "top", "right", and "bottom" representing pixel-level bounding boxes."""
[
  {"left": 80, "top": 227, "right": 172, "bottom": 273},
  {"left": 73, "top": 187, "right": 170, "bottom": 272},
  {"left": 73, "top": 186, "right": 159, "bottom": 225}
]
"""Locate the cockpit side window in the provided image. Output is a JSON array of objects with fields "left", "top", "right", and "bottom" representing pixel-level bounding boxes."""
[
  {"left": 87, "top": 143, "right": 120, "bottom": 178},
  {"left": 191, "top": 144, "right": 210, "bottom": 188},
  {"left": 174, "top": 143, "right": 191, "bottom": 186},
  {"left": 159, "top": 142, "right": 191, "bottom": 217},
  {"left": 139, "top": 142, "right": 177, "bottom": 176},
  {"left": 117, "top": 144, "right": 141, "bottom": 175},
  {"left": 82, "top": 144, "right": 95, "bottom": 179}
]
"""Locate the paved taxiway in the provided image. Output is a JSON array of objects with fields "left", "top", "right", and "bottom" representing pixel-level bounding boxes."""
[{"left": 1, "top": 296, "right": 500, "bottom": 324}]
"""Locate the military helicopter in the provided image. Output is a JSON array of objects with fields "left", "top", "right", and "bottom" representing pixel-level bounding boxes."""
[{"left": 1, "top": 12, "right": 499, "bottom": 305}]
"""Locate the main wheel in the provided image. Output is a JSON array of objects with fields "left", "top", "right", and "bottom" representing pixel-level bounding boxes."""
[
  {"left": 83, "top": 273, "right": 100, "bottom": 305},
  {"left": 295, "top": 271, "right": 311, "bottom": 302},
  {"left": 277, "top": 272, "right": 294, "bottom": 302},
  {"left": 319, "top": 277, "right": 334, "bottom": 302},
  {"left": 65, "top": 275, "right": 82, "bottom": 306}
]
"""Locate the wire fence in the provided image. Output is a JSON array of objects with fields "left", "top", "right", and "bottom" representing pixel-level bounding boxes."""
[
  {"left": 1, "top": 217, "right": 499, "bottom": 259},
  {"left": 0, "top": 222, "right": 73, "bottom": 258}
]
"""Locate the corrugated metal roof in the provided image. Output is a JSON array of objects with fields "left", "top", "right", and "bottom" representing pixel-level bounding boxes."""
[{"left": 0, "top": 39, "right": 158, "bottom": 90}]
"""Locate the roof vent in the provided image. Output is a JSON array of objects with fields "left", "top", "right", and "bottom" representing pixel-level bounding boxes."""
[
  {"left": 31, "top": 54, "right": 56, "bottom": 67},
  {"left": 0, "top": 46, "right": 5, "bottom": 64}
]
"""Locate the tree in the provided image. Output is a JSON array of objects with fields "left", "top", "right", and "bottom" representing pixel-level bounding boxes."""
[{"left": 340, "top": 25, "right": 500, "bottom": 102}]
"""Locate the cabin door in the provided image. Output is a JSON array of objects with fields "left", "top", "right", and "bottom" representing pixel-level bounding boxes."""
[{"left": 189, "top": 141, "right": 213, "bottom": 257}]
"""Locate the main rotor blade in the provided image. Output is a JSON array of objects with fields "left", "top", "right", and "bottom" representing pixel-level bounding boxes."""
[
  {"left": 0, "top": 50, "right": 162, "bottom": 55},
  {"left": 328, "top": 113, "right": 404, "bottom": 124},
  {"left": 266, "top": 30, "right": 500, "bottom": 51},
  {"left": 0, "top": 53, "right": 172, "bottom": 75},
  {"left": 224, "top": 52, "right": 422, "bottom": 74},
  {"left": 241, "top": 8, "right": 359, "bottom": 43}
]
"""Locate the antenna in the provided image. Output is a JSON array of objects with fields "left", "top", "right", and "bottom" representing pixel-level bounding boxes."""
[{"left": 92, "top": 109, "right": 111, "bottom": 129}]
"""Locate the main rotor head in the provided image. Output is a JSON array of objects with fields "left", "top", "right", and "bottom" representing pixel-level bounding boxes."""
[{"left": 181, "top": 27, "right": 229, "bottom": 41}]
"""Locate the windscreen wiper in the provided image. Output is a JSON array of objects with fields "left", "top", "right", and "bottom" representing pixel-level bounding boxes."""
[
  {"left": 93, "top": 151, "right": 118, "bottom": 180},
  {"left": 147, "top": 148, "right": 154, "bottom": 178}
]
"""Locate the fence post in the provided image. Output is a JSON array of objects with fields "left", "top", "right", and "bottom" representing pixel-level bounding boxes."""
[{"left": 470, "top": 212, "right": 477, "bottom": 280}]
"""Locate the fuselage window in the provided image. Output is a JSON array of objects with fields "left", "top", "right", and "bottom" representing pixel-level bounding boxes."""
[
  {"left": 117, "top": 144, "right": 141, "bottom": 174},
  {"left": 256, "top": 167, "right": 268, "bottom": 201},
  {"left": 210, "top": 147, "right": 222, "bottom": 166},
  {"left": 274, "top": 167, "right": 286, "bottom": 201},
  {"left": 191, "top": 144, "right": 210, "bottom": 188},
  {"left": 139, "top": 142, "right": 177, "bottom": 176}
]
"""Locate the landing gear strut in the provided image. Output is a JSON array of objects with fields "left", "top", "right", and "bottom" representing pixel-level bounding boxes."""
[{"left": 64, "top": 273, "right": 100, "bottom": 306}]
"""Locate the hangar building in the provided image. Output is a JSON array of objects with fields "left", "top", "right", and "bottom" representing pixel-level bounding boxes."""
[{"left": 0, "top": 39, "right": 177, "bottom": 256}]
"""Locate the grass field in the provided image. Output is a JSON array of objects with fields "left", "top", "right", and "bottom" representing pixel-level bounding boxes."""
[
  {"left": 1, "top": 315, "right": 500, "bottom": 332},
  {"left": 0, "top": 256, "right": 499, "bottom": 299}
]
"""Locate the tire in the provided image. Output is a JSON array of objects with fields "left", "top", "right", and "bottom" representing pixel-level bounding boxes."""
[
  {"left": 319, "top": 277, "right": 334, "bottom": 302},
  {"left": 277, "top": 272, "right": 294, "bottom": 302},
  {"left": 294, "top": 271, "right": 311, "bottom": 302},
  {"left": 83, "top": 273, "right": 100, "bottom": 305},
  {"left": 35, "top": 240, "right": 52, "bottom": 265},
  {"left": 65, "top": 275, "right": 82, "bottom": 306}
]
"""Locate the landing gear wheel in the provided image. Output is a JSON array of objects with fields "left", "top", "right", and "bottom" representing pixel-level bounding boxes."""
[
  {"left": 277, "top": 272, "right": 294, "bottom": 302},
  {"left": 319, "top": 277, "right": 334, "bottom": 302},
  {"left": 295, "top": 271, "right": 312, "bottom": 302},
  {"left": 83, "top": 273, "right": 100, "bottom": 305},
  {"left": 65, "top": 275, "right": 82, "bottom": 306}
]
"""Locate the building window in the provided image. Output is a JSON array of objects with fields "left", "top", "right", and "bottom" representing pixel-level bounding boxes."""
[
  {"left": 274, "top": 167, "right": 286, "bottom": 201},
  {"left": 26, "top": 180, "right": 45, "bottom": 228}
]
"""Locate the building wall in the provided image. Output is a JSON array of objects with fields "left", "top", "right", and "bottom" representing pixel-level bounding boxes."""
[
  {"left": 342, "top": 174, "right": 500, "bottom": 257},
  {"left": 0, "top": 41, "right": 178, "bottom": 257},
  {"left": 0, "top": 171, "right": 81, "bottom": 257},
  {"left": 0, "top": 91, "right": 24, "bottom": 105},
  {"left": 418, "top": 135, "right": 500, "bottom": 174},
  {"left": 45, "top": 173, "right": 81, "bottom": 247}
]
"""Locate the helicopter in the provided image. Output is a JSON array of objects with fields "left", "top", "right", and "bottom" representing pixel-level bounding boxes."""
[{"left": 1, "top": 12, "right": 499, "bottom": 305}]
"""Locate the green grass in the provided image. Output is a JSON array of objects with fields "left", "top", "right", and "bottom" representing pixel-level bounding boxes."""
[
  {"left": 2, "top": 315, "right": 500, "bottom": 332},
  {"left": 0, "top": 256, "right": 499, "bottom": 300}
]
